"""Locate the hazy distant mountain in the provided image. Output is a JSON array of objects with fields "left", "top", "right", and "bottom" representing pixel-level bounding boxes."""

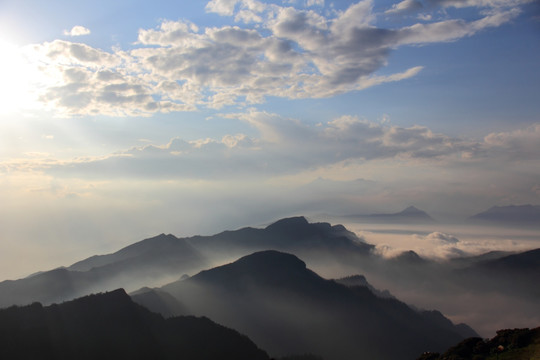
[
  {"left": 0, "top": 217, "right": 373, "bottom": 308},
  {"left": 1, "top": 216, "right": 538, "bottom": 341},
  {"left": 447, "top": 250, "right": 513, "bottom": 269},
  {"left": 130, "top": 287, "right": 187, "bottom": 318},
  {"left": 0, "top": 289, "right": 268, "bottom": 360},
  {"left": 69, "top": 233, "right": 206, "bottom": 272},
  {"left": 0, "top": 234, "right": 208, "bottom": 308},
  {"left": 469, "top": 204, "right": 540, "bottom": 227},
  {"left": 134, "top": 250, "right": 475, "bottom": 360},
  {"left": 391, "top": 250, "right": 430, "bottom": 265},
  {"left": 346, "top": 206, "right": 435, "bottom": 224},
  {"left": 0, "top": 267, "right": 88, "bottom": 309}
]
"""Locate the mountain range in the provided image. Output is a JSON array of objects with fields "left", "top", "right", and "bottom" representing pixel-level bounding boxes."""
[
  {"left": 133, "top": 250, "right": 475, "bottom": 360},
  {"left": 0, "top": 215, "right": 539, "bottom": 358},
  {"left": 0, "top": 216, "right": 372, "bottom": 308}
]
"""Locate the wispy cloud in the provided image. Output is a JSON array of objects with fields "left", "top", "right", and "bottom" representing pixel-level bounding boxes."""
[{"left": 385, "top": 0, "right": 423, "bottom": 14}]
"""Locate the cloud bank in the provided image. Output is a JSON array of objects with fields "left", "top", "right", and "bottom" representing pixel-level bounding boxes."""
[{"left": 3, "top": 112, "right": 539, "bottom": 189}]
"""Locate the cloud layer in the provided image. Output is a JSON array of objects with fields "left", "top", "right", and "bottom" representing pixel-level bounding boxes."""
[
  {"left": 4, "top": 111, "right": 539, "bottom": 187},
  {"left": 18, "top": 0, "right": 527, "bottom": 116}
]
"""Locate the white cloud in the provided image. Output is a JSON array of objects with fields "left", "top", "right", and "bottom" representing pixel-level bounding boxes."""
[
  {"left": 17, "top": 0, "right": 528, "bottom": 116},
  {"left": 425, "top": 232, "right": 460, "bottom": 244},
  {"left": 63, "top": 26, "right": 91, "bottom": 37},
  {"left": 205, "top": 0, "right": 240, "bottom": 15}
]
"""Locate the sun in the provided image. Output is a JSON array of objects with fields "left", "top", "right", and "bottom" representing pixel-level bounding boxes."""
[{"left": 0, "top": 38, "right": 39, "bottom": 114}]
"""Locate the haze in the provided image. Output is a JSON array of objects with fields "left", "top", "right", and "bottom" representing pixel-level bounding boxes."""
[{"left": 0, "top": 0, "right": 539, "bottom": 283}]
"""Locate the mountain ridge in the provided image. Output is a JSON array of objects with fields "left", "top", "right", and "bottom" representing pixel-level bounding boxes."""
[
  {"left": 345, "top": 206, "right": 435, "bottom": 224},
  {"left": 135, "top": 250, "right": 476, "bottom": 360}
]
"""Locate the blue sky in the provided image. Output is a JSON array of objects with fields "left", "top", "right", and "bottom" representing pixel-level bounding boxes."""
[{"left": 0, "top": 0, "right": 539, "bottom": 278}]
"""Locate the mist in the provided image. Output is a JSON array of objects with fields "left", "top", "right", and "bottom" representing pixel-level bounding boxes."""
[
  {"left": 1, "top": 211, "right": 538, "bottom": 341},
  {"left": 298, "top": 216, "right": 540, "bottom": 337}
]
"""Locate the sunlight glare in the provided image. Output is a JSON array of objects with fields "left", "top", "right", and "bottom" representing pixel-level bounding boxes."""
[{"left": 0, "top": 38, "right": 39, "bottom": 114}]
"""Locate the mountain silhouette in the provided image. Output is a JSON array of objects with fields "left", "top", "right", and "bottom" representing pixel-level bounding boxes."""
[
  {"left": 0, "top": 289, "right": 269, "bottom": 360},
  {"left": 186, "top": 216, "right": 374, "bottom": 259},
  {"left": 134, "top": 250, "right": 475, "bottom": 360},
  {"left": 1, "top": 215, "right": 538, "bottom": 342},
  {"left": 0, "top": 217, "right": 373, "bottom": 308},
  {"left": 346, "top": 206, "right": 435, "bottom": 224},
  {"left": 69, "top": 233, "right": 206, "bottom": 272},
  {"left": 469, "top": 204, "right": 540, "bottom": 227}
]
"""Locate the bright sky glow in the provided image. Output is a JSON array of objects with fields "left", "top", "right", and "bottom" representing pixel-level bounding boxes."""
[
  {"left": 0, "top": 0, "right": 539, "bottom": 279},
  {"left": 0, "top": 39, "right": 37, "bottom": 114}
]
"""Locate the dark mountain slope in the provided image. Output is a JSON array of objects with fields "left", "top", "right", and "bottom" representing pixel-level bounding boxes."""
[
  {"left": 476, "top": 248, "right": 540, "bottom": 272},
  {"left": 137, "top": 250, "right": 474, "bottom": 360},
  {"left": 459, "top": 248, "right": 540, "bottom": 298},
  {"left": 0, "top": 289, "right": 268, "bottom": 360}
]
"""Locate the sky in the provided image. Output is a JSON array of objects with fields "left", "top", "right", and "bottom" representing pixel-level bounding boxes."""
[{"left": 0, "top": 0, "right": 539, "bottom": 279}]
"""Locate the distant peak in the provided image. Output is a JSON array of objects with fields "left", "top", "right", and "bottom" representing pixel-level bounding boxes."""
[
  {"left": 235, "top": 250, "right": 306, "bottom": 270},
  {"left": 266, "top": 216, "right": 308, "bottom": 228},
  {"left": 71, "top": 288, "right": 131, "bottom": 305},
  {"left": 394, "top": 250, "right": 426, "bottom": 263},
  {"left": 265, "top": 216, "right": 310, "bottom": 233},
  {"left": 400, "top": 206, "right": 423, "bottom": 214},
  {"left": 191, "top": 250, "right": 308, "bottom": 284},
  {"left": 154, "top": 233, "right": 178, "bottom": 240}
]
